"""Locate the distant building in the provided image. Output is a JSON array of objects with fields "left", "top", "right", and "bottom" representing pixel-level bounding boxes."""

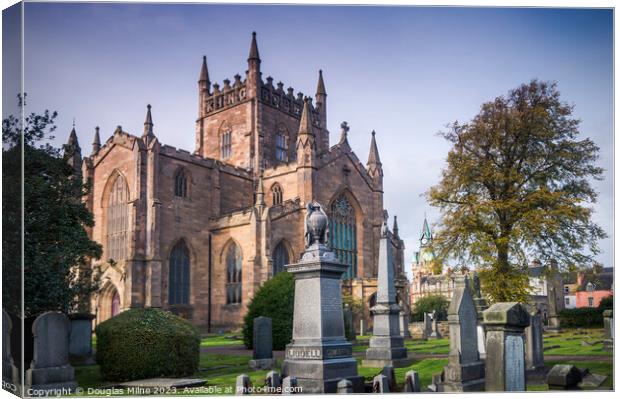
[{"left": 575, "top": 267, "right": 613, "bottom": 308}]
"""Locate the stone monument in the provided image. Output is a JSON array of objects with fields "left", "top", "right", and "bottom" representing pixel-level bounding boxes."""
[
  {"left": 25, "top": 312, "right": 78, "bottom": 393},
  {"left": 437, "top": 275, "right": 485, "bottom": 392},
  {"left": 249, "top": 316, "right": 275, "bottom": 370},
  {"left": 471, "top": 272, "right": 488, "bottom": 359},
  {"left": 524, "top": 305, "right": 545, "bottom": 371},
  {"left": 281, "top": 201, "right": 364, "bottom": 393},
  {"left": 363, "top": 214, "right": 410, "bottom": 368},
  {"left": 2, "top": 310, "right": 19, "bottom": 386},
  {"left": 603, "top": 309, "right": 613, "bottom": 351},
  {"left": 483, "top": 302, "right": 530, "bottom": 392}
]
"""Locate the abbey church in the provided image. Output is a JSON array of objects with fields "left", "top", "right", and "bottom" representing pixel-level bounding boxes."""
[{"left": 65, "top": 32, "right": 409, "bottom": 332}]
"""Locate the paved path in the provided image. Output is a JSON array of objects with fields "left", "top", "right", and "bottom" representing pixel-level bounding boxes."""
[{"left": 202, "top": 345, "right": 612, "bottom": 363}]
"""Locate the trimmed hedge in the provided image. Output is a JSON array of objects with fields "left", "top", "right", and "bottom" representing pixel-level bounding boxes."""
[
  {"left": 558, "top": 307, "right": 604, "bottom": 328},
  {"left": 95, "top": 308, "right": 200, "bottom": 382},
  {"left": 242, "top": 272, "right": 294, "bottom": 350}
]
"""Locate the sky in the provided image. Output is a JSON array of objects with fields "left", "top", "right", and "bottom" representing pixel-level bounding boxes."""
[{"left": 2, "top": 3, "right": 614, "bottom": 275}]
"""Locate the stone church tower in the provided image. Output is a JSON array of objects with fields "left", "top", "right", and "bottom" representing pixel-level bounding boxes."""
[{"left": 73, "top": 32, "right": 407, "bottom": 331}]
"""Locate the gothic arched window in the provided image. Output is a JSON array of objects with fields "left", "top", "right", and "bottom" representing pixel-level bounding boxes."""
[
  {"left": 329, "top": 194, "right": 358, "bottom": 279},
  {"left": 273, "top": 241, "right": 290, "bottom": 275},
  {"left": 226, "top": 243, "right": 242, "bottom": 304},
  {"left": 169, "top": 240, "right": 190, "bottom": 305},
  {"left": 275, "top": 129, "right": 288, "bottom": 162},
  {"left": 271, "top": 184, "right": 283, "bottom": 206},
  {"left": 174, "top": 169, "right": 188, "bottom": 198},
  {"left": 106, "top": 174, "right": 128, "bottom": 262},
  {"left": 221, "top": 130, "right": 232, "bottom": 159}
]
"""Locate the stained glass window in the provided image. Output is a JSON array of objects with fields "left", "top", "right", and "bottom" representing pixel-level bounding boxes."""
[
  {"left": 329, "top": 195, "right": 357, "bottom": 279},
  {"left": 169, "top": 240, "right": 190, "bottom": 305},
  {"left": 273, "top": 241, "right": 289, "bottom": 275},
  {"left": 226, "top": 243, "right": 242, "bottom": 304},
  {"left": 107, "top": 174, "right": 128, "bottom": 262}
]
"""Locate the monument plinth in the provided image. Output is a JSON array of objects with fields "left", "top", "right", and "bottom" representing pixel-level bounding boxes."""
[{"left": 281, "top": 202, "right": 364, "bottom": 393}]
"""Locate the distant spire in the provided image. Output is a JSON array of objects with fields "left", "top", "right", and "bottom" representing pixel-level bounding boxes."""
[
  {"left": 143, "top": 104, "right": 154, "bottom": 137},
  {"left": 316, "top": 69, "right": 326, "bottom": 96},
  {"left": 298, "top": 97, "right": 313, "bottom": 136},
  {"left": 92, "top": 126, "right": 101, "bottom": 155},
  {"left": 367, "top": 130, "right": 382, "bottom": 167},
  {"left": 248, "top": 31, "right": 260, "bottom": 61},
  {"left": 393, "top": 215, "right": 399, "bottom": 237},
  {"left": 198, "top": 55, "right": 210, "bottom": 85}
]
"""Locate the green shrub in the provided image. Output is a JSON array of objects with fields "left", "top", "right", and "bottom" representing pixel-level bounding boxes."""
[
  {"left": 242, "top": 272, "right": 294, "bottom": 350},
  {"left": 96, "top": 308, "right": 200, "bottom": 382},
  {"left": 411, "top": 294, "right": 449, "bottom": 322},
  {"left": 558, "top": 307, "right": 604, "bottom": 328}
]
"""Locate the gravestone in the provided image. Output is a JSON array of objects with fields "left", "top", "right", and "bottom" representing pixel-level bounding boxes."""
[
  {"left": 429, "top": 310, "right": 442, "bottom": 339},
  {"left": 372, "top": 374, "right": 389, "bottom": 393},
  {"left": 437, "top": 275, "right": 485, "bottom": 392},
  {"left": 68, "top": 313, "right": 95, "bottom": 359},
  {"left": 281, "top": 202, "right": 364, "bottom": 393},
  {"left": 603, "top": 309, "right": 613, "bottom": 351},
  {"left": 248, "top": 316, "right": 275, "bottom": 370},
  {"left": 483, "top": 302, "right": 530, "bottom": 392},
  {"left": 25, "top": 312, "right": 78, "bottom": 393},
  {"left": 282, "top": 376, "right": 298, "bottom": 395},
  {"left": 2, "top": 310, "right": 18, "bottom": 386},
  {"left": 235, "top": 374, "right": 251, "bottom": 395},
  {"left": 471, "top": 272, "right": 488, "bottom": 359},
  {"left": 336, "top": 379, "right": 353, "bottom": 394},
  {"left": 524, "top": 305, "right": 545, "bottom": 371},
  {"left": 546, "top": 364, "right": 582, "bottom": 390},
  {"left": 363, "top": 215, "right": 410, "bottom": 367},
  {"left": 404, "top": 370, "right": 421, "bottom": 392},
  {"left": 422, "top": 313, "right": 433, "bottom": 339}
]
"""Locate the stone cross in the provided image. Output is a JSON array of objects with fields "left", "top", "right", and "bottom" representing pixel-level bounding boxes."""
[
  {"left": 249, "top": 316, "right": 275, "bottom": 370},
  {"left": 363, "top": 217, "right": 410, "bottom": 367},
  {"left": 404, "top": 370, "right": 421, "bottom": 392},
  {"left": 525, "top": 305, "right": 545, "bottom": 371},
  {"left": 25, "top": 312, "right": 77, "bottom": 393},
  {"left": 483, "top": 302, "right": 530, "bottom": 391},
  {"left": 438, "top": 275, "right": 485, "bottom": 392},
  {"left": 282, "top": 201, "right": 364, "bottom": 393}
]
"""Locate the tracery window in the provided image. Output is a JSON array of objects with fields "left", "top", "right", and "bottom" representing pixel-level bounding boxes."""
[
  {"left": 329, "top": 194, "right": 358, "bottom": 279},
  {"left": 271, "top": 184, "right": 283, "bottom": 206},
  {"left": 221, "top": 130, "right": 232, "bottom": 159},
  {"left": 106, "top": 174, "right": 128, "bottom": 262},
  {"left": 273, "top": 241, "right": 289, "bottom": 275},
  {"left": 226, "top": 243, "right": 242, "bottom": 304},
  {"left": 169, "top": 240, "right": 190, "bottom": 305},
  {"left": 174, "top": 169, "right": 188, "bottom": 198},
  {"left": 275, "top": 130, "right": 288, "bottom": 162}
]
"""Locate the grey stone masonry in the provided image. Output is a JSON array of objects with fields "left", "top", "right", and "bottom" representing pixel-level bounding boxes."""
[
  {"left": 524, "top": 305, "right": 545, "bottom": 371},
  {"left": 546, "top": 364, "right": 582, "bottom": 390},
  {"left": 249, "top": 316, "right": 275, "bottom": 370},
  {"left": 363, "top": 216, "right": 410, "bottom": 368},
  {"left": 25, "top": 312, "right": 78, "bottom": 394},
  {"left": 438, "top": 275, "right": 485, "bottom": 392},
  {"left": 281, "top": 202, "right": 364, "bottom": 393},
  {"left": 603, "top": 309, "right": 613, "bottom": 352},
  {"left": 483, "top": 302, "right": 530, "bottom": 392},
  {"left": 2, "top": 310, "right": 18, "bottom": 387},
  {"left": 404, "top": 370, "right": 421, "bottom": 392}
]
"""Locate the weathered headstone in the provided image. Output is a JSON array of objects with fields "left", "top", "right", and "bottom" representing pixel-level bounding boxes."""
[
  {"left": 429, "top": 310, "right": 442, "bottom": 339},
  {"left": 282, "top": 202, "right": 364, "bottom": 393},
  {"left": 372, "top": 374, "right": 390, "bottom": 393},
  {"left": 336, "top": 379, "right": 353, "bottom": 394},
  {"left": 524, "top": 305, "right": 545, "bottom": 371},
  {"left": 422, "top": 312, "right": 433, "bottom": 339},
  {"left": 282, "top": 376, "right": 298, "bottom": 395},
  {"left": 437, "top": 275, "right": 485, "bottom": 392},
  {"left": 2, "top": 310, "right": 18, "bottom": 386},
  {"left": 25, "top": 312, "right": 78, "bottom": 393},
  {"left": 603, "top": 309, "right": 613, "bottom": 351},
  {"left": 265, "top": 370, "right": 282, "bottom": 389},
  {"left": 404, "top": 370, "right": 421, "bottom": 392},
  {"left": 363, "top": 215, "right": 410, "bottom": 367},
  {"left": 546, "top": 364, "right": 582, "bottom": 390},
  {"left": 235, "top": 374, "right": 251, "bottom": 395},
  {"left": 483, "top": 302, "right": 530, "bottom": 392},
  {"left": 471, "top": 272, "right": 488, "bottom": 359},
  {"left": 248, "top": 316, "right": 275, "bottom": 370},
  {"left": 68, "top": 313, "right": 95, "bottom": 359}
]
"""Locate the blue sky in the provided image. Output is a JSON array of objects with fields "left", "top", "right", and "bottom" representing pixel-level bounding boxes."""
[{"left": 4, "top": 3, "right": 613, "bottom": 273}]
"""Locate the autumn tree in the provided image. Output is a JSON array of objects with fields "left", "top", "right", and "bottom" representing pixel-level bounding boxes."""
[{"left": 427, "top": 80, "right": 606, "bottom": 302}]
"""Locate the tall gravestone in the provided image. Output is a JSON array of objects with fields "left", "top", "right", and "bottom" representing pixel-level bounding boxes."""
[
  {"left": 483, "top": 302, "right": 530, "bottom": 392},
  {"left": 249, "top": 316, "right": 275, "bottom": 370},
  {"left": 281, "top": 202, "right": 364, "bottom": 393},
  {"left": 363, "top": 215, "right": 410, "bottom": 368},
  {"left": 471, "top": 272, "right": 488, "bottom": 359},
  {"left": 2, "top": 310, "right": 18, "bottom": 386},
  {"left": 524, "top": 305, "right": 545, "bottom": 371},
  {"left": 25, "top": 312, "right": 77, "bottom": 393},
  {"left": 437, "top": 275, "right": 485, "bottom": 392}
]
